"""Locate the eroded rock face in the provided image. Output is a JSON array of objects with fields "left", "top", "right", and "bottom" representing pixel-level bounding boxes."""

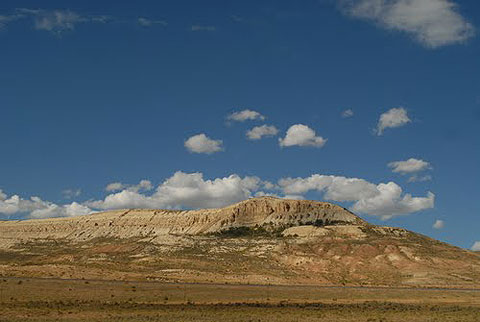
[{"left": 0, "top": 197, "right": 365, "bottom": 247}]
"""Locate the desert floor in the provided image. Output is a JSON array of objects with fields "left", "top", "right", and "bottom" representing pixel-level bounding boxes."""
[{"left": 0, "top": 277, "right": 479, "bottom": 321}]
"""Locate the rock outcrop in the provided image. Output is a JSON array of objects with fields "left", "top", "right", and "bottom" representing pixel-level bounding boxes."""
[{"left": 0, "top": 197, "right": 364, "bottom": 246}]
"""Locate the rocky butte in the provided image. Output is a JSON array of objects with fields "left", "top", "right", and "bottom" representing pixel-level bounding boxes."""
[{"left": 0, "top": 197, "right": 479, "bottom": 288}]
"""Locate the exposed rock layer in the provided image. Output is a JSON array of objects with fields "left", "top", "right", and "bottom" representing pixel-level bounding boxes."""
[{"left": 0, "top": 197, "right": 364, "bottom": 245}]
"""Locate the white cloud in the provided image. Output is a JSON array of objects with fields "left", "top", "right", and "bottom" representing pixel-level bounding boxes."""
[
  {"left": 433, "top": 219, "right": 444, "bottom": 229},
  {"left": 388, "top": 158, "right": 432, "bottom": 174},
  {"left": 246, "top": 125, "right": 279, "bottom": 140},
  {"left": 0, "top": 170, "right": 435, "bottom": 220},
  {"left": 184, "top": 134, "right": 223, "bottom": 154},
  {"left": 279, "top": 175, "right": 379, "bottom": 201},
  {"left": 376, "top": 107, "right": 411, "bottom": 135},
  {"left": 351, "top": 183, "right": 434, "bottom": 219},
  {"left": 106, "top": 182, "right": 125, "bottom": 192},
  {"left": 62, "top": 188, "right": 81, "bottom": 199},
  {"left": 105, "top": 180, "right": 153, "bottom": 192},
  {"left": 279, "top": 124, "right": 327, "bottom": 148},
  {"left": 16, "top": 8, "right": 109, "bottom": 34},
  {"left": 33, "top": 10, "right": 84, "bottom": 33},
  {"left": 30, "top": 201, "right": 91, "bottom": 219},
  {"left": 138, "top": 17, "right": 167, "bottom": 27},
  {"left": 0, "top": 189, "right": 91, "bottom": 219},
  {"left": 89, "top": 171, "right": 262, "bottom": 210},
  {"left": 136, "top": 180, "right": 154, "bottom": 191},
  {"left": 407, "top": 174, "right": 433, "bottom": 182},
  {"left": 278, "top": 175, "right": 434, "bottom": 219},
  {"left": 191, "top": 25, "right": 216, "bottom": 32},
  {"left": 339, "top": 0, "right": 475, "bottom": 48},
  {"left": 227, "top": 109, "right": 265, "bottom": 122},
  {"left": 342, "top": 109, "right": 354, "bottom": 118},
  {"left": 471, "top": 242, "right": 480, "bottom": 251}
]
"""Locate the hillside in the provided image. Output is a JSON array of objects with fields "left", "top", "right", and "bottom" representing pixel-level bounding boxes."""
[{"left": 0, "top": 197, "right": 479, "bottom": 288}]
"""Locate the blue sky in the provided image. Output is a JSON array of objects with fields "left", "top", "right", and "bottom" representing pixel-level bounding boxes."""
[{"left": 0, "top": 0, "right": 479, "bottom": 249}]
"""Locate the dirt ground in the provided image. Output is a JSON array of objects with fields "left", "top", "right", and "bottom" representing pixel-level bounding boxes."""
[{"left": 1, "top": 277, "right": 479, "bottom": 321}]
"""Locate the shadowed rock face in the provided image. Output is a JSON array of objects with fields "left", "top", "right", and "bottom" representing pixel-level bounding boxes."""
[{"left": 0, "top": 197, "right": 365, "bottom": 246}]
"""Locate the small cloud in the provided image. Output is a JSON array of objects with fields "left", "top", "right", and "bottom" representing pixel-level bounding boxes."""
[
  {"left": 227, "top": 109, "right": 265, "bottom": 122},
  {"left": 407, "top": 174, "right": 432, "bottom": 183},
  {"left": 279, "top": 124, "right": 327, "bottom": 148},
  {"left": 15, "top": 8, "right": 110, "bottom": 34},
  {"left": 471, "top": 241, "right": 480, "bottom": 251},
  {"left": 33, "top": 10, "right": 84, "bottom": 33},
  {"left": 191, "top": 25, "right": 216, "bottom": 32},
  {"left": 246, "top": 125, "right": 279, "bottom": 140},
  {"left": 341, "top": 109, "right": 354, "bottom": 118},
  {"left": 338, "top": 0, "right": 475, "bottom": 48},
  {"left": 136, "top": 180, "right": 153, "bottom": 192},
  {"left": 185, "top": 133, "right": 223, "bottom": 154},
  {"left": 106, "top": 182, "right": 125, "bottom": 192},
  {"left": 433, "top": 219, "right": 444, "bottom": 229},
  {"left": 105, "top": 180, "right": 153, "bottom": 192},
  {"left": 62, "top": 189, "right": 81, "bottom": 199},
  {"left": 137, "top": 17, "right": 167, "bottom": 27},
  {"left": 388, "top": 158, "right": 432, "bottom": 174},
  {"left": 376, "top": 107, "right": 411, "bottom": 135}
]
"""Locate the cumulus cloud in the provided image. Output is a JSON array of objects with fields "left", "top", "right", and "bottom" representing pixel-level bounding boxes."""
[
  {"left": 184, "top": 134, "right": 223, "bottom": 154},
  {"left": 388, "top": 158, "right": 432, "bottom": 174},
  {"left": 376, "top": 107, "right": 411, "bottom": 135},
  {"left": 191, "top": 25, "right": 216, "bottom": 32},
  {"left": 279, "top": 124, "right": 327, "bottom": 148},
  {"left": 471, "top": 242, "right": 480, "bottom": 252},
  {"left": 0, "top": 170, "right": 435, "bottom": 220},
  {"left": 89, "top": 171, "right": 262, "bottom": 210},
  {"left": 351, "top": 183, "right": 434, "bottom": 219},
  {"left": 433, "top": 219, "right": 444, "bottom": 229},
  {"left": 342, "top": 109, "right": 354, "bottom": 118},
  {"left": 227, "top": 109, "right": 265, "bottom": 122},
  {"left": 278, "top": 175, "right": 434, "bottom": 219},
  {"left": 137, "top": 17, "right": 167, "bottom": 27},
  {"left": 339, "top": 0, "right": 475, "bottom": 48},
  {"left": 29, "top": 201, "right": 91, "bottom": 219},
  {"left": 246, "top": 125, "right": 279, "bottom": 140},
  {"left": 0, "top": 189, "right": 91, "bottom": 219}
]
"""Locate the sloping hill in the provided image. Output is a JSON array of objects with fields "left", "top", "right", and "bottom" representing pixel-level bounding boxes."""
[
  {"left": 0, "top": 197, "right": 364, "bottom": 245},
  {"left": 0, "top": 197, "right": 479, "bottom": 288}
]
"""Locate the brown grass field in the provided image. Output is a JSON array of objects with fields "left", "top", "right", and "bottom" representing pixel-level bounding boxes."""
[{"left": 1, "top": 277, "right": 479, "bottom": 321}]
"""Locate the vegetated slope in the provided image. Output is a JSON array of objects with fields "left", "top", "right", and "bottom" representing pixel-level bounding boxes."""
[{"left": 0, "top": 197, "right": 479, "bottom": 288}]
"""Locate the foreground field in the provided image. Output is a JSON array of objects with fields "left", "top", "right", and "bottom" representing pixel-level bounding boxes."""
[{"left": 1, "top": 277, "right": 479, "bottom": 321}]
